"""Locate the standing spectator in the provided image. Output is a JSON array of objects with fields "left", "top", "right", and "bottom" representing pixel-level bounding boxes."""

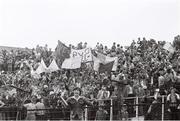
[
  {"left": 158, "top": 69, "right": 166, "bottom": 95},
  {"left": 124, "top": 81, "right": 136, "bottom": 117},
  {"left": 145, "top": 90, "right": 162, "bottom": 120},
  {"left": 77, "top": 42, "right": 83, "bottom": 49},
  {"left": 83, "top": 42, "right": 87, "bottom": 49},
  {"left": 97, "top": 85, "right": 110, "bottom": 100},
  {"left": 164, "top": 66, "right": 175, "bottom": 91},
  {"left": 0, "top": 95, "right": 5, "bottom": 120},
  {"left": 167, "top": 87, "right": 180, "bottom": 120},
  {"left": 65, "top": 87, "right": 93, "bottom": 120},
  {"left": 95, "top": 103, "right": 108, "bottom": 121},
  {"left": 35, "top": 98, "right": 45, "bottom": 120},
  {"left": 121, "top": 104, "right": 129, "bottom": 121},
  {"left": 111, "top": 42, "right": 116, "bottom": 52},
  {"left": 24, "top": 98, "right": 37, "bottom": 120}
]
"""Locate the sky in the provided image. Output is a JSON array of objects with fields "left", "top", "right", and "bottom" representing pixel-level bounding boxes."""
[{"left": 0, "top": 0, "right": 179, "bottom": 50}]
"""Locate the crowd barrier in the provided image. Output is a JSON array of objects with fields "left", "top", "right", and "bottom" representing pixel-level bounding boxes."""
[{"left": 0, "top": 95, "right": 179, "bottom": 120}]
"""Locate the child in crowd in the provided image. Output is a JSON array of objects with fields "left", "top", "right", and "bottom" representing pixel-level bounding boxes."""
[
  {"left": 95, "top": 103, "right": 108, "bottom": 121},
  {"left": 121, "top": 104, "right": 129, "bottom": 121}
]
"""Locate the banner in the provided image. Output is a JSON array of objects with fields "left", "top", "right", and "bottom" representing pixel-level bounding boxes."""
[
  {"left": 70, "top": 48, "right": 92, "bottom": 62},
  {"left": 47, "top": 59, "right": 60, "bottom": 72},
  {"left": 93, "top": 52, "right": 118, "bottom": 72},
  {"left": 61, "top": 57, "right": 81, "bottom": 69}
]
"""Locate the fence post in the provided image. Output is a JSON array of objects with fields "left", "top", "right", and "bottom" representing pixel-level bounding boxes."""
[
  {"left": 85, "top": 105, "right": 88, "bottom": 121},
  {"left": 110, "top": 99, "right": 113, "bottom": 121},
  {"left": 135, "top": 96, "right": 138, "bottom": 118},
  {"left": 162, "top": 95, "right": 165, "bottom": 121}
]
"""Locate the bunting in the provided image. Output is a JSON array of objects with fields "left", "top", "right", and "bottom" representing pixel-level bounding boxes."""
[
  {"left": 47, "top": 59, "right": 60, "bottom": 72},
  {"left": 35, "top": 59, "right": 48, "bottom": 74}
]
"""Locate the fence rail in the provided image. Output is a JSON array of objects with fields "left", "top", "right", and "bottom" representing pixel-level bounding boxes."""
[{"left": 0, "top": 95, "right": 179, "bottom": 120}]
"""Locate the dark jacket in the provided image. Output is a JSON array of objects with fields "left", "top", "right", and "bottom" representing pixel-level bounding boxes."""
[{"left": 66, "top": 96, "right": 92, "bottom": 120}]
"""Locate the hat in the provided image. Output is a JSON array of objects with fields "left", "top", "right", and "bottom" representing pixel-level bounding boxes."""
[{"left": 43, "top": 85, "right": 48, "bottom": 88}]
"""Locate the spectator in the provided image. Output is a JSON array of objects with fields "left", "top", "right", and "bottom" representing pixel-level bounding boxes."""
[
  {"left": 0, "top": 95, "right": 5, "bottom": 120},
  {"left": 111, "top": 42, "right": 116, "bottom": 52},
  {"left": 95, "top": 103, "right": 108, "bottom": 121},
  {"left": 24, "top": 98, "right": 36, "bottom": 120},
  {"left": 121, "top": 104, "right": 128, "bottom": 121},
  {"left": 97, "top": 85, "right": 110, "bottom": 100},
  {"left": 65, "top": 87, "right": 93, "bottom": 120},
  {"left": 83, "top": 42, "right": 87, "bottom": 49},
  {"left": 167, "top": 87, "right": 180, "bottom": 120},
  {"left": 145, "top": 90, "right": 162, "bottom": 120},
  {"left": 35, "top": 98, "right": 45, "bottom": 120}
]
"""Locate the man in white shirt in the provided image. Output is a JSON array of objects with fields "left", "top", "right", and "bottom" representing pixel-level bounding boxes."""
[{"left": 35, "top": 98, "right": 45, "bottom": 120}]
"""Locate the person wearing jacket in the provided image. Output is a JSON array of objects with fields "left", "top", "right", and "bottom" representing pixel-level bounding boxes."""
[
  {"left": 167, "top": 87, "right": 180, "bottom": 120},
  {"left": 65, "top": 87, "right": 94, "bottom": 121},
  {"left": 145, "top": 89, "right": 162, "bottom": 120}
]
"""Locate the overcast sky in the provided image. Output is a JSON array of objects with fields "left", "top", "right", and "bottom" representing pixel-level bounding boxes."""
[{"left": 0, "top": 0, "right": 179, "bottom": 50}]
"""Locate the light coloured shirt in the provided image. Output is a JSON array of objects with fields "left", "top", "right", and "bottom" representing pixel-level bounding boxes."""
[
  {"left": 35, "top": 102, "right": 45, "bottom": 115},
  {"left": 167, "top": 93, "right": 180, "bottom": 102},
  {"left": 24, "top": 103, "right": 36, "bottom": 115}
]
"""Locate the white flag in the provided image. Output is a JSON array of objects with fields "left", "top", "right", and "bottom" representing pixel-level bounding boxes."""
[
  {"left": 35, "top": 59, "right": 48, "bottom": 74},
  {"left": 48, "top": 59, "right": 60, "bottom": 72}
]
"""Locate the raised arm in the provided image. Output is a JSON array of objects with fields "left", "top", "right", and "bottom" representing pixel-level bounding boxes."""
[{"left": 60, "top": 96, "right": 69, "bottom": 107}]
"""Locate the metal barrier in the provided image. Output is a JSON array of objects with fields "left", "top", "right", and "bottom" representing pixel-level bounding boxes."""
[
  {"left": 1, "top": 96, "right": 179, "bottom": 121},
  {"left": 84, "top": 95, "right": 172, "bottom": 121}
]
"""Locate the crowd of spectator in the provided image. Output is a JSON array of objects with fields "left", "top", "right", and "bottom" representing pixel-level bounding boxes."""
[{"left": 0, "top": 35, "right": 180, "bottom": 120}]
